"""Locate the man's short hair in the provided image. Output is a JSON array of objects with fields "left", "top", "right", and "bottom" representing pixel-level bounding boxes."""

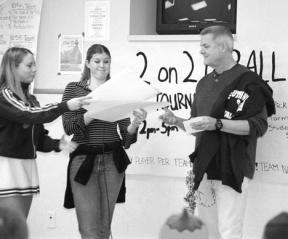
[
  {"left": 0, "top": 207, "right": 28, "bottom": 239},
  {"left": 200, "top": 25, "right": 234, "bottom": 51}
]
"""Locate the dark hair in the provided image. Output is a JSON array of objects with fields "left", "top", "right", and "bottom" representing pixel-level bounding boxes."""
[
  {"left": 81, "top": 44, "right": 111, "bottom": 82},
  {"left": 0, "top": 47, "right": 33, "bottom": 102}
]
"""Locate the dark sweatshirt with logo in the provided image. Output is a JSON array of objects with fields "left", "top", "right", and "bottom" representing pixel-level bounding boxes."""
[{"left": 189, "top": 64, "right": 275, "bottom": 192}]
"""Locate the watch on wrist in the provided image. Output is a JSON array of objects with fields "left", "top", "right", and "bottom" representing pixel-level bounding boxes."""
[{"left": 215, "top": 119, "right": 223, "bottom": 131}]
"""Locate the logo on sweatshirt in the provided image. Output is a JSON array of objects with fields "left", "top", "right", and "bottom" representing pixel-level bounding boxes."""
[{"left": 224, "top": 90, "right": 249, "bottom": 119}]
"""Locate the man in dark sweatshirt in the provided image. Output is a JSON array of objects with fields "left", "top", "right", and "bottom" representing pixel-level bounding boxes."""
[{"left": 160, "top": 25, "right": 275, "bottom": 239}]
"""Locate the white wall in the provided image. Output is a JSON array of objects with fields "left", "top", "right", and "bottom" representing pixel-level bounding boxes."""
[{"left": 27, "top": 0, "right": 288, "bottom": 239}]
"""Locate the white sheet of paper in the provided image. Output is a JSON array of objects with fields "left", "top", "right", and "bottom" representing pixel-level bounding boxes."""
[
  {"left": 85, "top": 100, "right": 170, "bottom": 122},
  {"left": 86, "top": 76, "right": 159, "bottom": 101},
  {"left": 83, "top": 74, "right": 168, "bottom": 121},
  {"left": 183, "top": 117, "right": 205, "bottom": 135}
]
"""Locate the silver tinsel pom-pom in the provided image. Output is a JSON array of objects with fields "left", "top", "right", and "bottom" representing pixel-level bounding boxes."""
[{"left": 184, "top": 169, "right": 196, "bottom": 214}]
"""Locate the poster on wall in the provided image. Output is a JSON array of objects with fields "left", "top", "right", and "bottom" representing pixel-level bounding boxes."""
[
  {"left": 0, "top": 0, "right": 43, "bottom": 61},
  {"left": 124, "top": 49, "right": 198, "bottom": 178},
  {"left": 85, "top": 0, "right": 110, "bottom": 41},
  {"left": 124, "top": 46, "right": 288, "bottom": 186},
  {"left": 58, "top": 34, "right": 84, "bottom": 75}
]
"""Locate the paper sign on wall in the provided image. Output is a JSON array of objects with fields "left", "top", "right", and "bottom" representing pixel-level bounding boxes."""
[{"left": 85, "top": 1, "right": 110, "bottom": 41}]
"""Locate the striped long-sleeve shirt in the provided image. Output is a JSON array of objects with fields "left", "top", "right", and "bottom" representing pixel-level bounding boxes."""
[{"left": 62, "top": 79, "right": 137, "bottom": 148}]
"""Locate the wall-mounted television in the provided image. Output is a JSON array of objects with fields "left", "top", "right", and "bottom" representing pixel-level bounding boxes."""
[{"left": 156, "top": 0, "right": 237, "bottom": 35}]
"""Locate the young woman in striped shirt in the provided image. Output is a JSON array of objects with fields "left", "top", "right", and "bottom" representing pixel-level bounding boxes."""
[{"left": 62, "top": 44, "right": 147, "bottom": 239}]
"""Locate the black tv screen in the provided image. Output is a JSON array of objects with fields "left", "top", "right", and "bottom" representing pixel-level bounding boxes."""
[{"left": 156, "top": 0, "right": 237, "bottom": 34}]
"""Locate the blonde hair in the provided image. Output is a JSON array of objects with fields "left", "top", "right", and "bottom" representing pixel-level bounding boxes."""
[{"left": 0, "top": 47, "right": 33, "bottom": 102}]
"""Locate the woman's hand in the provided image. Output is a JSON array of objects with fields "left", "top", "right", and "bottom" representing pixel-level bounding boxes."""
[
  {"left": 83, "top": 112, "right": 94, "bottom": 125},
  {"left": 67, "top": 96, "right": 91, "bottom": 111},
  {"left": 58, "top": 135, "right": 78, "bottom": 153},
  {"left": 127, "top": 108, "right": 147, "bottom": 134}
]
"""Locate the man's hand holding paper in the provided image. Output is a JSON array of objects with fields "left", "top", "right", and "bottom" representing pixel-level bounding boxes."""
[
  {"left": 183, "top": 116, "right": 218, "bottom": 135},
  {"left": 183, "top": 117, "right": 205, "bottom": 135}
]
